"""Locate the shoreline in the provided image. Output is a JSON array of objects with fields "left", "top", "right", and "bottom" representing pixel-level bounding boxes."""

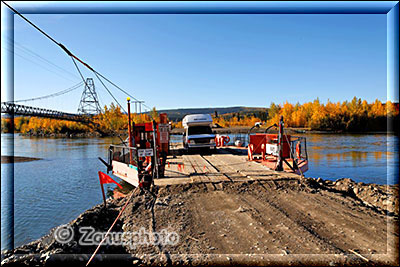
[
  {"left": 1, "top": 155, "right": 42, "bottom": 163},
  {"left": 1, "top": 175, "right": 398, "bottom": 266},
  {"left": 171, "top": 126, "right": 396, "bottom": 135},
  {"left": 1, "top": 127, "right": 397, "bottom": 138}
]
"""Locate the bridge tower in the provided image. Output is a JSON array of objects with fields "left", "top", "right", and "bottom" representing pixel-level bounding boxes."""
[{"left": 77, "top": 78, "right": 101, "bottom": 115}]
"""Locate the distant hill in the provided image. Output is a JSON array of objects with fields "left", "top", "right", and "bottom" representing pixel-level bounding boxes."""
[{"left": 156, "top": 106, "right": 268, "bottom": 121}]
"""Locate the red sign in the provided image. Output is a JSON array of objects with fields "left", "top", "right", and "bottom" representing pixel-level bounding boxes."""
[{"left": 98, "top": 171, "right": 122, "bottom": 188}]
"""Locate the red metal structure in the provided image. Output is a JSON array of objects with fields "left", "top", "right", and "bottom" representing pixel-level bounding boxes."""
[
  {"left": 132, "top": 113, "right": 169, "bottom": 179},
  {"left": 248, "top": 116, "right": 308, "bottom": 175},
  {"left": 99, "top": 99, "right": 170, "bottom": 189}
]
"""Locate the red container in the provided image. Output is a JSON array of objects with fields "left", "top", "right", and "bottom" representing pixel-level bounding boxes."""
[
  {"left": 249, "top": 134, "right": 268, "bottom": 154},
  {"left": 249, "top": 133, "right": 291, "bottom": 158}
]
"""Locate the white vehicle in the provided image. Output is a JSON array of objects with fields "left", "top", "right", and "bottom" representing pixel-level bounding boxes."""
[{"left": 182, "top": 114, "right": 216, "bottom": 150}]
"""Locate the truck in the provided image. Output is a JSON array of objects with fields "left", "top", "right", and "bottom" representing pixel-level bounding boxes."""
[{"left": 182, "top": 114, "right": 216, "bottom": 151}]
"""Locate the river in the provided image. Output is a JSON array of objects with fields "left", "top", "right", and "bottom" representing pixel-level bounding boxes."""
[{"left": 1, "top": 133, "right": 398, "bottom": 249}]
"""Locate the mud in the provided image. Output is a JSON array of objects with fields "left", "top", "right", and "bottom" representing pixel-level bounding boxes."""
[{"left": 2, "top": 177, "right": 398, "bottom": 266}]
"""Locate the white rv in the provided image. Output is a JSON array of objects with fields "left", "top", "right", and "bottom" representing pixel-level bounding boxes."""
[{"left": 182, "top": 114, "right": 216, "bottom": 150}]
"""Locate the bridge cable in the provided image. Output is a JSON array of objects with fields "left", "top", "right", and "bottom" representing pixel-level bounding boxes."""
[
  {"left": 6, "top": 38, "right": 80, "bottom": 80},
  {"left": 2, "top": 2, "right": 60, "bottom": 45},
  {"left": 5, "top": 46, "right": 79, "bottom": 83},
  {"left": 93, "top": 70, "right": 152, "bottom": 111},
  {"left": 2, "top": 1, "right": 150, "bottom": 111},
  {"left": 93, "top": 71, "right": 127, "bottom": 113},
  {"left": 93, "top": 70, "right": 141, "bottom": 105},
  {"left": 12, "top": 81, "right": 84, "bottom": 103}
]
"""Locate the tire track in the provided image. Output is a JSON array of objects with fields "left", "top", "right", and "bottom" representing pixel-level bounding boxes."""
[{"left": 204, "top": 154, "right": 346, "bottom": 254}]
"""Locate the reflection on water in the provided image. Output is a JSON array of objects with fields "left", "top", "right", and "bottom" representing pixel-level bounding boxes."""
[
  {"left": 321, "top": 151, "right": 394, "bottom": 164},
  {"left": 171, "top": 132, "right": 398, "bottom": 184},
  {"left": 302, "top": 134, "right": 398, "bottom": 185},
  {"left": 1, "top": 133, "right": 399, "bottom": 250},
  {"left": 1, "top": 134, "right": 121, "bottom": 250}
]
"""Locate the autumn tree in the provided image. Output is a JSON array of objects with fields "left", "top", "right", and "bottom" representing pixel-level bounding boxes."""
[{"left": 150, "top": 107, "right": 159, "bottom": 122}]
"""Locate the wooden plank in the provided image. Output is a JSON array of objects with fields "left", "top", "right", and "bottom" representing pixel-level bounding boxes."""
[
  {"left": 154, "top": 173, "right": 290, "bottom": 186},
  {"left": 182, "top": 154, "right": 196, "bottom": 176},
  {"left": 154, "top": 178, "right": 192, "bottom": 186},
  {"left": 190, "top": 155, "right": 213, "bottom": 183},
  {"left": 209, "top": 153, "right": 299, "bottom": 180},
  {"left": 156, "top": 150, "right": 300, "bottom": 186}
]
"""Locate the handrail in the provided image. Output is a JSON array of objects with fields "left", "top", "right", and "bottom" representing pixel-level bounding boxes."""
[
  {"left": 264, "top": 123, "right": 278, "bottom": 133},
  {"left": 109, "top": 144, "right": 139, "bottom": 167},
  {"left": 109, "top": 144, "right": 137, "bottom": 150}
]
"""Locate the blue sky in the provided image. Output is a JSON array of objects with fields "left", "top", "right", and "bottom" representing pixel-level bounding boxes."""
[{"left": 8, "top": 13, "right": 388, "bottom": 112}]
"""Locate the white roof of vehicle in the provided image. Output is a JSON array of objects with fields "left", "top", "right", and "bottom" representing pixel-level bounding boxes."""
[{"left": 182, "top": 114, "right": 213, "bottom": 127}]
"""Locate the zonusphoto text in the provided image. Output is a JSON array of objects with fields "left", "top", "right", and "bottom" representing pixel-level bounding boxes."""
[{"left": 54, "top": 225, "right": 179, "bottom": 249}]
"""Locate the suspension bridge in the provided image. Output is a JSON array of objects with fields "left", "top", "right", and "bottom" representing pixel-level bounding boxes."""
[
  {"left": 1, "top": 78, "right": 149, "bottom": 135},
  {"left": 2, "top": 79, "right": 94, "bottom": 121},
  {"left": 1, "top": 102, "right": 89, "bottom": 123}
]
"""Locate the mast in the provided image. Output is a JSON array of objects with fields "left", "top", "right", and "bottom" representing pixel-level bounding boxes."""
[
  {"left": 127, "top": 97, "right": 134, "bottom": 165},
  {"left": 275, "top": 116, "right": 284, "bottom": 171}
]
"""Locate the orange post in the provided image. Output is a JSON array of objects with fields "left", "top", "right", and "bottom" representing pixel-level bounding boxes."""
[
  {"left": 127, "top": 98, "right": 134, "bottom": 165},
  {"left": 100, "top": 181, "right": 106, "bottom": 207},
  {"left": 159, "top": 113, "right": 169, "bottom": 154},
  {"left": 248, "top": 144, "right": 254, "bottom": 161},
  {"left": 261, "top": 144, "right": 266, "bottom": 160}
]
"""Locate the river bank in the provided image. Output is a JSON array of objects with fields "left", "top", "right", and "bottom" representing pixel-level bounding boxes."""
[
  {"left": 19, "top": 131, "right": 103, "bottom": 138},
  {"left": 1, "top": 173, "right": 398, "bottom": 266},
  {"left": 5, "top": 125, "right": 397, "bottom": 137},
  {"left": 1, "top": 156, "right": 42, "bottom": 163}
]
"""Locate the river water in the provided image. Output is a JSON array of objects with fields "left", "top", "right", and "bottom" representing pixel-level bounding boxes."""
[{"left": 1, "top": 133, "right": 398, "bottom": 249}]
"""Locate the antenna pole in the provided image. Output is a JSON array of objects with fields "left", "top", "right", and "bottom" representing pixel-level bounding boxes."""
[
  {"left": 275, "top": 116, "right": 284, "bottom": 171},
  {"left": 127, "top": 98, "right": 134, "bottom": 164}
]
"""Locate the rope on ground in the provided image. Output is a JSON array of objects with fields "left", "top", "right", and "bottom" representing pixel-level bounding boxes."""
[
  {"left": 147, "top": 186, "right": 172, "bottom": 265},
  {"left": 86, "top": 187, "right": 139, "bottom": 266},
  {"left": 348, "top": 249, "right": 370, "bottom": 262}
]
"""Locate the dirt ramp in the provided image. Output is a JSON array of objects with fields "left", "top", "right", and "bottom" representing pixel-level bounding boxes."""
[
  {"left": 121, "top": 180, "right": 398, "bottom": 266},
  {"left": 2, "top": 180, "right": 398, "bottom": 266}
]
